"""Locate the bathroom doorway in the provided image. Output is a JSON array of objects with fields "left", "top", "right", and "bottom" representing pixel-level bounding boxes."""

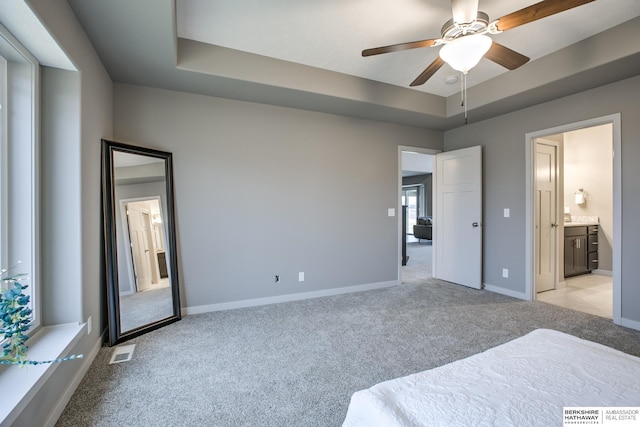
[
  {"left": 536, "top": 124, "right": 613, "bottom": 318},
  {"left": 526, "top": 115, "right": 620, "bottom": 323}
]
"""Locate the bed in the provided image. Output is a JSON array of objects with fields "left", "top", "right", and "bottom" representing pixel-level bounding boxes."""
[{"left": 342, "top": 329, "right": 640, "bottom": 427}]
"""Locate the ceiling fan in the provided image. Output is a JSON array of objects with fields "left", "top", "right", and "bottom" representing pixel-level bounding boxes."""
[{"left": 362, "top": 0, "right": 597, "bottom": 87}]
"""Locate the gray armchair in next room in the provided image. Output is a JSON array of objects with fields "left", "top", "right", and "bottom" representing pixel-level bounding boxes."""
[{"left": 413, "top": 216, "right": 432, "bottom": 241}]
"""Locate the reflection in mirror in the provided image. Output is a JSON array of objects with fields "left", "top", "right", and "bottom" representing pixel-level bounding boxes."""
[{"left": 102, "top": 140, "right": 181, "bottom": 346}]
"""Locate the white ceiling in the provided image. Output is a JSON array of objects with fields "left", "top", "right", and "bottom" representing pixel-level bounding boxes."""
[
  {"left": 402, "top": 152, "right": 433, "bottom": 176},
  {"left": 176, "top": 0, "right": 640, "bottom": 97},
  {"left": 63, "top": 0, "right": 640, "bottom": 130}
]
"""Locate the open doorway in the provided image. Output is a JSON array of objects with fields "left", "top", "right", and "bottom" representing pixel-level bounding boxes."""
[
  {"left": 400, "top": 150, "right": 435, "bottom": 284},
  {"left": 526, "top": 115, "right": 621, "bottom": 324},
  {"left": 120, "top": 197, "right": 170, "bottom": 295},
  {"left": 535, "top": 124, "right": 613, "bottom": 318}
]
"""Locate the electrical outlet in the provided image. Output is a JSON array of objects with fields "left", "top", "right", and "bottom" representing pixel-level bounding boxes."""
[
  {"left": 504, "top": 208, "right": 510, "bottom": 218},
  {"left": 87, "top": 316, "right": 92, "bottom": 335},
  {"left": 502, "top": 268, "right": 509, "bottom": 278},
  {"left": 298, "top": 272, "right": 304, "bottom": 282},
  {"left": 275, "top": 275, "right": 280, "bottom": 284}
]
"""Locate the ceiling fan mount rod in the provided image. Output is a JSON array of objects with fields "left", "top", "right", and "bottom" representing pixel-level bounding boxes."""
[{"left": 451, "top": 0, "right": 480, "bottom": 26}]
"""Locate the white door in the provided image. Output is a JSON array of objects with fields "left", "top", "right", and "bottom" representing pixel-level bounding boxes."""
[
  {"left": 535, "top": 142, "right": 557, "bottom": 292},
  {"left": 126, "top": 204, "right": 153, "bottom": 291},
  {"left": 141, "top": 210, "right": 161, "bottom": 285},
  {"left": 434, "top": 146, "right": 482, "bottom": 289}
]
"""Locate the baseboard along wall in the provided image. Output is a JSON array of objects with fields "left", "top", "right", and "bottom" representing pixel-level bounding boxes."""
[{"left": 183, "top": 280, "right": 400, "bottom": 316}]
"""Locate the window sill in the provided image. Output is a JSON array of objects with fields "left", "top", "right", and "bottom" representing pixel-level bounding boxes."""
[{"left": 0, "top": 322, "right": 86, "bottom": 426}]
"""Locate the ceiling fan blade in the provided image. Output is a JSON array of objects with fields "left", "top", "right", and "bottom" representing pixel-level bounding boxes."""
[
  {"left": 362, "top": 39, "right": 438, "bottom": 57},
  {"left": 410, "top": 57, "right": 445, "bottom": 87},
  {"left": 495, "top": 0, "right": 596, "bottom": 32},
  {"left": 484, "top": 43, "right": 530, "bottom": 70},
  {"left": 452, "top": 0, "right": 479, "bottom": 25}
]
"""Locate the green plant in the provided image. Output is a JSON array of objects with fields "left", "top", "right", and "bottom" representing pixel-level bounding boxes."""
[{"left": 1, "top": 265, "right": 82, "bottom": 365}]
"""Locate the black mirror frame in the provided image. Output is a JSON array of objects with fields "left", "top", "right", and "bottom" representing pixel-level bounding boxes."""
[{"left": 101, "top": 139, "right": 181, "bottom": 346}]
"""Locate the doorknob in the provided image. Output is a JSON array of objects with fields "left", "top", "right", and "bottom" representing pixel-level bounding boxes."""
[
  {"left": 551, "top": 223, "right": 559, "bottom": 227},
  {"left": 472, "top": 222, "right": 480, "bottom": 227}
]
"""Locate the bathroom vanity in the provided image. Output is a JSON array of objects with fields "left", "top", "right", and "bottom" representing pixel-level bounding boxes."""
[{"left": 564, "top": 222, "right": 599, "bottom": 278}]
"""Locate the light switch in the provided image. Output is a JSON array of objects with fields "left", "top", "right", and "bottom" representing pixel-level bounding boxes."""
[
  {"left": 504, "top": 208, "right": 510, "bottom": 218},
  {"left": 388, "top": 208, "right": 395, "bottom": 217}
]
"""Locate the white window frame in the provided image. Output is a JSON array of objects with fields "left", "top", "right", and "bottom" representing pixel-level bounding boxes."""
[
  {"left": 1, "top": 53, "right": 7, "bottom": 264},
  {"left": 0, "top": 24, "right": 40, "bottom": 332}
]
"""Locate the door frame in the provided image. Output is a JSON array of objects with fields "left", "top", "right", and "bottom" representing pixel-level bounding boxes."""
[
  {"left": 524, "top": 114, "right": 621, "bottom": 325},
  {"left": 398, "top": 146, "right": 440, "bottom": 280}
]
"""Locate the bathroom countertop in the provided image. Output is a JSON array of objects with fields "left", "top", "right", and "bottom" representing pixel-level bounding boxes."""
[
  {"left": 564, "top": 215, "right": 599, "bottom": 227},
  {"left": 564, "top": 222, "right": 599, "bottom": 227}
]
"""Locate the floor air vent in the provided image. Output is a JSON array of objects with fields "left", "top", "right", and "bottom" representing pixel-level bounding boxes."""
[{"left": 109, "top": 344, "right": 136, "bottom": 364}]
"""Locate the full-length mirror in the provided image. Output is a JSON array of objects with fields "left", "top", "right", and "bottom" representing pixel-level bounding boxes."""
[{"left": 102, "top": 139, "right": 181, "bottom": 346}]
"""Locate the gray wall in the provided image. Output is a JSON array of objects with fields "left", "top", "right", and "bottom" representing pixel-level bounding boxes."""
[
  {"left": 402, "top": 174, "right": 433, "bottom": 217},
  {"left": 444, "top": 74, "right": 640, "bottom": 325},
  {"left": 41, "top": 67, "right": 82, "bottom": 325},
  {"left": 113, "top": 84, "right": 443, "bottom": 310},
  {"left": 12, "top": 0, "right": 113, "bottom": 426}
]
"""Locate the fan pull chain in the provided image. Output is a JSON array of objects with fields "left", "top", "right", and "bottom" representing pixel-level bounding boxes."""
[
  {"left": 460, "top": 72, "right": 468, "bottom": 125},
  {"left": 464, "top": 73, "right": 468, "bottom": 125},
  {"left": 460, "top": 72, "right": 464, "bottom": 107}
]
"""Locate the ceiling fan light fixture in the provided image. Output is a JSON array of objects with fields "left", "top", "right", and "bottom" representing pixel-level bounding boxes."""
[{"left": 439, "top": 34, "right": 492, "bottom": 73}]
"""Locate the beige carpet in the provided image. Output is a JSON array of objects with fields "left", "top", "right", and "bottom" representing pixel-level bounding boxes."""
[{"left": 402, "top": 240, "right": 432, "bottom": 284}]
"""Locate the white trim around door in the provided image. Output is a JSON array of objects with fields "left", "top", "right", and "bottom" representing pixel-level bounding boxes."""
[
  {"left": 525, "top": 114, "right": 621, "bottom": 326},
  {"left": 398, "top": 146, "right": 440, "bottom": 281}
]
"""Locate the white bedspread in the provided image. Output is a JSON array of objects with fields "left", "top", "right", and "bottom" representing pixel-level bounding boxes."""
[{"left": 342, "top": 329, "right": 640, "bottom": 427}]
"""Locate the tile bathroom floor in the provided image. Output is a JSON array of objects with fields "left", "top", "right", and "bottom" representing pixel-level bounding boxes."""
[{"left": 537, "top": 273, "right": 612, "bottom": 319}]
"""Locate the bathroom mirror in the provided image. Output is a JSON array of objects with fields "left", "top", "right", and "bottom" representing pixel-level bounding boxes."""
[{"left": 102, "top": 139, "right": 181, "bottom": 346}]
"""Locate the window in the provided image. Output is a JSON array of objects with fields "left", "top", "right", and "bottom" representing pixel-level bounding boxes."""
[
  {"left": 0, "top": 25, "right": 40, "bottom": 331},
  {"left": 402, "top": 185, "right": 424, "bottom": 235},
  {"left": 1, "top": 53, "right": 6, "bottom": 259}
]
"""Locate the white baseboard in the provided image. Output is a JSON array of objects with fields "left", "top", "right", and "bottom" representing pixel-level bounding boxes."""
[
  {"left": 184, "top": 280, "right": 400, "bottom": 316},
  {"left": 619, "top": 316, "right": 640, "bottom": 332},
  {"left": 44, "top": 331, "right": 104, "bottom": 427},
  {"left": 483, "top": 283, "right": 529, "bottom": 301}
]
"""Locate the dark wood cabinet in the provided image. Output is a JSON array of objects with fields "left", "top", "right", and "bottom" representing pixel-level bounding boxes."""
[
  {"left": 564, "top": 225, "right": 598, "bottom": 278},
  {"left": 157, "top": 251, "right": 168, "bottom": 278},
  {"left": 564, "top": 234, "right": 586, "bottom": 277}
]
